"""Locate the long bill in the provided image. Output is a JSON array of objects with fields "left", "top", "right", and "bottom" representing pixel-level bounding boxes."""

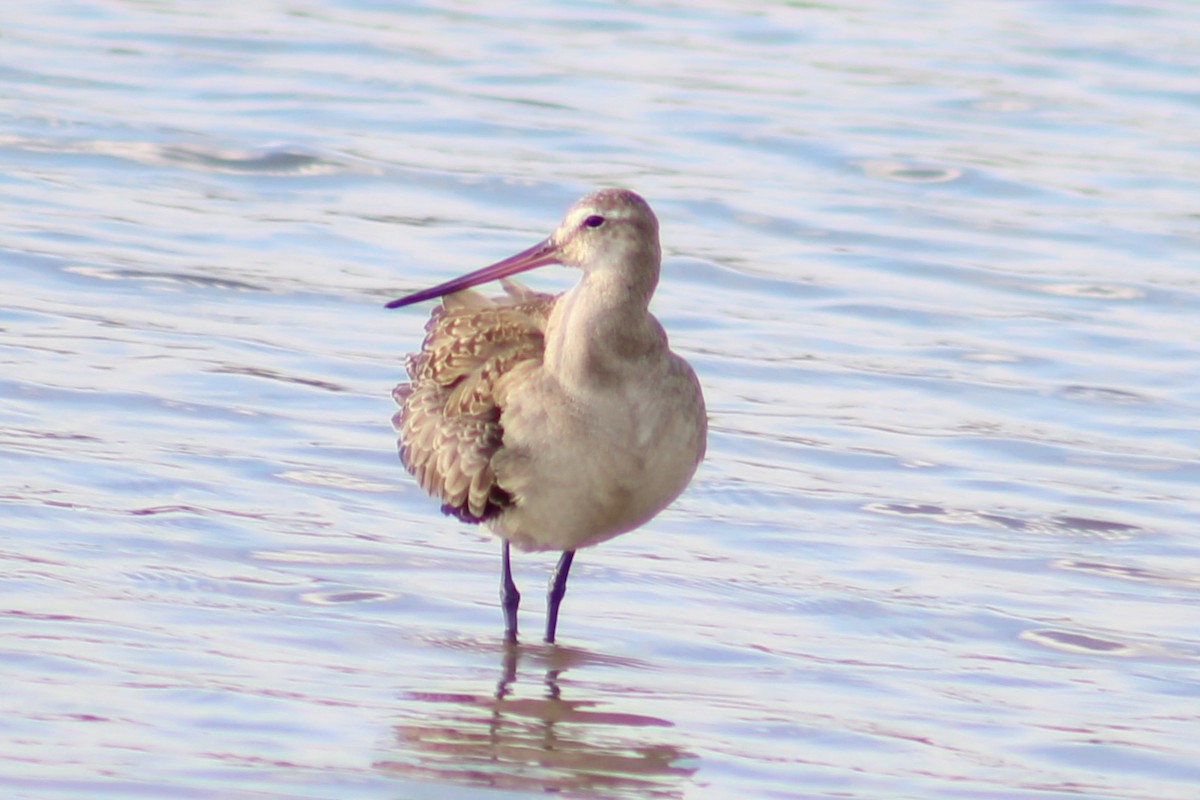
[{"left": 385, "top": 238, "right": 561, "bottom": 309}]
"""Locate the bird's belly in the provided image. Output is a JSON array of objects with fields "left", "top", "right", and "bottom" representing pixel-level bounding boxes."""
[{"left": 490, "top": 378, "right": 702, "bottom": 552}]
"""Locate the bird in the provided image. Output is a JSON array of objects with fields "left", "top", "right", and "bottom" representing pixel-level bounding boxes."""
[{"left": 386, "top": 188, "right": 706, "bottom": 644}]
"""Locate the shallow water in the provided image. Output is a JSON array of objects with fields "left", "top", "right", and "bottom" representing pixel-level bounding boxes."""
[{"left": 3, "top": 1, "right": 1199, "bottom": 798}]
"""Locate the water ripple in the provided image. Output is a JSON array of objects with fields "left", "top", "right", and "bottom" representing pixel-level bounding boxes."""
[{"left": 3, "top": 1, "right": 1200, "bottom": 799}]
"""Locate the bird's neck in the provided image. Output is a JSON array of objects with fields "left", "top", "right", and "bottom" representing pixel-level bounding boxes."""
[{"left": 544, "top": 269, "right": 663, "bottom": 394}]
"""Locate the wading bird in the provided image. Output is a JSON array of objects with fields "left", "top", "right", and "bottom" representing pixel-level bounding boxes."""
[{"left": 387, "top": 188, "right": 706, "bottom": 643}]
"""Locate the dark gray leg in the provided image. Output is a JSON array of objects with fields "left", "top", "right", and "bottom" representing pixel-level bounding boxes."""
[
  {"left": 544, "top": 550, "right": 575, "bottom": 644},
  {"left": 501, "top": 540, "right": 520, "bottom": 643}
]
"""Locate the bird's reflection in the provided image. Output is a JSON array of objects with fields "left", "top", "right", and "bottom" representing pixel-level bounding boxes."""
[{"left": 378, "top": 643, "right": 697, "bottom": 797}]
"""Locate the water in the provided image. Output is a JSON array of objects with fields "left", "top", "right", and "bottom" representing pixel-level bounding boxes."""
[{"left": 3, "top": 1, "right": 1199, "bottom": 798}]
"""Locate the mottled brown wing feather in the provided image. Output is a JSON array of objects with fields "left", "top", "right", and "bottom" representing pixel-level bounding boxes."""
[{"left": 393, "top": 281, "right": 553, "bottom": 523}]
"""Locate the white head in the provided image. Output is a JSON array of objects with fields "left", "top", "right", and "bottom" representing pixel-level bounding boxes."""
[{"left": 386, "top": 188, "right": 661, "bottom": 309}]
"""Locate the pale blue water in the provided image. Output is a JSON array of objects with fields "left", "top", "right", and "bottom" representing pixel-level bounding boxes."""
[{"left": 3, "top": 1, "right": 1199, "bottom": 799}]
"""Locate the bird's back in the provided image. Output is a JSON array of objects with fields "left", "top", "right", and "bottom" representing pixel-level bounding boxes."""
[{"left": 392, "top": 281, "right": 554, "bottom": 523}]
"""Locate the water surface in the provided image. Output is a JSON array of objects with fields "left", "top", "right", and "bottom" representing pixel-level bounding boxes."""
[{"left": 3, "top": 1, "right": 1199, "bottom": 799}]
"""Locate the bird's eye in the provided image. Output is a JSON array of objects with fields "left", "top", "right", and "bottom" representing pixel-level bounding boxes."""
[{"left": 582, "top": 215, "right": 605, "bottom": 228}]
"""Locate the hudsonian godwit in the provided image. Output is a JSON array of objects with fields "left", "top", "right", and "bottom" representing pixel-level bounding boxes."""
[{"left": 387, "top": 188, "right": 706, "bottom": 643}]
